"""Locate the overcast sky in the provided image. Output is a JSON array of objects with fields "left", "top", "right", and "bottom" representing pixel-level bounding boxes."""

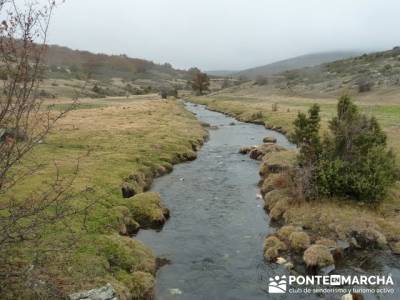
[{"left": 47, "top": 0, "right": 400, "bottom": 71}]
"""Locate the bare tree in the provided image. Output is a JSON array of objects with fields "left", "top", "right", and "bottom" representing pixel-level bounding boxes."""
[
  {"left": 0, "top": 1, "right": 90, "bottom": 293},
  {"left": 190, "top": 70, "right": 210, "bottom": 95}
]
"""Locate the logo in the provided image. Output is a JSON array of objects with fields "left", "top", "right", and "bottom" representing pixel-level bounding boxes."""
[
  {"left": 268, "top": 275, "right": 287, "bottom": 294},
  {"left": 266, "top": 274, "right": 395, "bottom": 295}
]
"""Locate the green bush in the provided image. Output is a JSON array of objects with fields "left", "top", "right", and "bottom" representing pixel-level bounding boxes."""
[{"left": 291, "top": 95, "right": 398, "bottom": 203}]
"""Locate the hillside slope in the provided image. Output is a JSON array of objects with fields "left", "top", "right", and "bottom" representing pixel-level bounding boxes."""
[
  {"left": 40, "top": 45, "right": 193, "bottom": 99},
  {"left": 273, "top": 47, "right": 400, "bottom": 96},
  {"left": 233, "top": 51, "right": 361, "bottom": 79},
  {"left": 45, "top": 45, "right": 189, "bottom": 81}
]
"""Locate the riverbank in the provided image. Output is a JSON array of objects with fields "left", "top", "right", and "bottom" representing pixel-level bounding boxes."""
[
  {"left": 189, "top": 95, "right": 400, "bottom": 272},
  {"left": 136, "top": 103, "right": 295, "bottom": 299},
  {"left": 1, "top": 95, "right": 207, "bottom": 299}
]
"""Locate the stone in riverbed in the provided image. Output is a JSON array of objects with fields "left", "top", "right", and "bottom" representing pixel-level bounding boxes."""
[
  {"left": 263, "top": 136, "right": 277, "bottom": 143},
  {"left": 320, "top": 264, "right": 335, "bottom": 275},
  {"left": 69, "top": 283, "right": 117, "bottom": 300},
  {"left": 276, "top": 257, "right": 287, "bottom": 264}
]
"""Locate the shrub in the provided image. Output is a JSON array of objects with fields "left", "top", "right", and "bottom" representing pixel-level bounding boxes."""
[
  {"left": 291, "top": 96, "right": 398, "bottom": 203},
  {"left": 357, "top": 80, "right": 373, "bottom": 93},
  {"left": 255, "top": 75, "right": 268, "bottom": 86},
  {"left": 160, "top": 90, "right": 168, "bottom": 99}
]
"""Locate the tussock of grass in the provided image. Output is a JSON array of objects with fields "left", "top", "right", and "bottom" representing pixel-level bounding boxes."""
[
  {"left": 263, "top": 236, "right": 287, "bottom": 261},
  {"left": 289, "top": 231, "right": 311, "bottom": 251},
  {"left": 303, "top": 244, "right": 334, "bottom": 268},
  {"left": 126, "top": 192, "right": 169, "bottom": 229}
]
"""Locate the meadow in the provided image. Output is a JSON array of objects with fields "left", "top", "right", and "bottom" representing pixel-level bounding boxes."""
[{"left": 1, "top": 95, "right": 206, "bottom": 299}]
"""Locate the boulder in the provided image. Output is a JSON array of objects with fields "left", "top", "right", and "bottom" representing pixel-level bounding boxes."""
[
  {"left": 276, "top": 257, "right": 287, "bottom": 265},
  {"left": 303, "top": 245, "right": 334, "bottom": 268},
  {"left": 69, "top": 283, "right": 117, "bottom": 300}
]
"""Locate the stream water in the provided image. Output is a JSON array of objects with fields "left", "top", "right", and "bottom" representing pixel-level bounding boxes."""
[{"left": 136, "top": 103, "right": 400, "bottom": 300}]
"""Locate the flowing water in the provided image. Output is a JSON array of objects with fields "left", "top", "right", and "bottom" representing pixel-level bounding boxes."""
[{"left": 136, "top": 103, "right": 400, "bottom": 300}]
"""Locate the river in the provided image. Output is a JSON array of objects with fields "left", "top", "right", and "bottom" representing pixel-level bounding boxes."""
[{"left": 136, "top": 102, "right": 400, "bottom": 300}]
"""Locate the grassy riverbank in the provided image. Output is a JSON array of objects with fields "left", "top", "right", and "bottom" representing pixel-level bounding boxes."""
[
  {"left": 189, "top": 93, "right": 400, "bottom": 259},
  {"left": 1, "top": 95, "right": 207, "bottom": 299}
]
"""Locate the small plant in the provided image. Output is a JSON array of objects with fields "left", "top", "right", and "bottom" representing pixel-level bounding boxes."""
[{"left": 272, "top": 103, "right": 279, "bottom": 112}]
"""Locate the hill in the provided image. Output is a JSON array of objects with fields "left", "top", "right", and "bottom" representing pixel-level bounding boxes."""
[
  {"left": 211, "top": 47, "right": 400, "bottom": 99},
  {"left": 45, "top": 45, "right": 189, "bottom": 81},
  {"left": 272, "top": 47, "right": 400, "bottom": 96},
  {"left": 40, "top": 45, "right": 193, "bottom": 99},
  {"left": 233, "top": 51, "right": 362, "bottom": 79}
]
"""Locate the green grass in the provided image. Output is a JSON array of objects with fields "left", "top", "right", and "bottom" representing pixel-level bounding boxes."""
[{"left": 1, "top": 96, "right": 206, "bottom": 298}]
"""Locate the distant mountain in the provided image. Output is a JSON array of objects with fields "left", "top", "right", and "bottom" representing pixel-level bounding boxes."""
[
  {"left": 273, "top": 47, "right": 400, "bottom": 93},
  {"left": 233, "top": 51, "right": 363, "bottom": 79}
]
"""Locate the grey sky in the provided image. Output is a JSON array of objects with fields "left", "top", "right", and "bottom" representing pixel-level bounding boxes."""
[{"left": 48, "top": 0, "right": 400, "bottom": 71}]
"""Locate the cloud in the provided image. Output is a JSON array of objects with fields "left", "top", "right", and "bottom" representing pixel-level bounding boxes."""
[{"left": 48, "top": 0, "right": 400, "bottom": 70}]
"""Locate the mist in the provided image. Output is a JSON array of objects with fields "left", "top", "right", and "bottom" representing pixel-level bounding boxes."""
[{"left": 48, "top": 0, "right": 400, "bottom": 70}]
